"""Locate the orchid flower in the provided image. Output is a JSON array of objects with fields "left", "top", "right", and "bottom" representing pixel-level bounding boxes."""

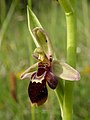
[{"left": 20, "top": 7, "right": 80, "bottom": 106}]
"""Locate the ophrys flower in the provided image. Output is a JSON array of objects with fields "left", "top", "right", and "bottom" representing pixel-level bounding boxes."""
[{"left": 20, "top": 27, "right": 80, "bottom": 106}]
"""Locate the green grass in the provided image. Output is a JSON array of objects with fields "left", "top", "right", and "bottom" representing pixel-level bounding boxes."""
[{"left": 0, "top": 0, "right": 90, "bottom": 120}]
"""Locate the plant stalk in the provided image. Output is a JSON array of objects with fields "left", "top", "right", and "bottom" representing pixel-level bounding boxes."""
[
  {"left": 55, "top": 79, "right": 64, "bottom": 118},
  {"left": 58, "top": 0, "right": 76, "bottom": 120},
  {"left": 27, "top": 1, "right": 36, "bottom": 120},
  {"left": 28, "top": 37, "right": 35, "bottom": 120}
]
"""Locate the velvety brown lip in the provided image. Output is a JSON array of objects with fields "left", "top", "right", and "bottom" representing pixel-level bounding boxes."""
[
  {"left": 28, "top": 60, "right": 58, "bottom": 105},
  {"left": 28, "top": 80, "right": 48, "bottom": 106}
]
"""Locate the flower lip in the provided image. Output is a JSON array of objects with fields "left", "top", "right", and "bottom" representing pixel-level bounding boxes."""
[
  {"left": 37, "top": 67, "right": 46, "bottom": 76},
  {"left": 31, "top": 71, "right": 47, "bottom": 84},
  {"left": 28, "top": 80, "right": 48, "bottom": 106}
]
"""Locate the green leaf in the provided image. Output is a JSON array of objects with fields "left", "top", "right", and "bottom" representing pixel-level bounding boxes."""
[
  {"left": 27, "top": 6, "right": 42, "bottom": 47},
  {"left": 27, "top": 6, "right": 54, "bottom": 58},
  {"left": 52, "top": 60, "right": 80, "bottom": 81}
]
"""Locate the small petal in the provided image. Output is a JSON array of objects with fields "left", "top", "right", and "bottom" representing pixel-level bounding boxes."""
[
  {"left": 20, "top": 72, "right": 36, "bottom": 80},
  {"left": 20, "top": 63, "right": 38, "bottom": 80},
  {"left": 28, "top": 80, "right": 48, "bottom": 106}
]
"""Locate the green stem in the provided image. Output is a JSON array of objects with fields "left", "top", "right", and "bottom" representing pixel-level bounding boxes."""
[
  {"left": 28, "top": 35, "right": 35, "bottom": 120},
  {"left": 37, "top": 107, "right": 42, "bottom": 120},
  {"left": 29, "top": 38, "right": 35, "bottom": 120},
  {"left": 58, "top": 0, "right": 74, "bottom": 15},
  {"left": 27, "top": 1, "right": 35, "bottom": 120},
  {"left": 0, "top": 0, "right": 18, "bottom": 47},
  {"left": 58, "top": 0, "right": 76, "bottom": 120},
  {"left": 28, "top": 0, "right": 32, "bottom": 8},
  {"left": 55, "top": 79, "right": 64, "bottom": 118},
  {"left": 31, "top": 106, "right": 35, "bottom": 120}
]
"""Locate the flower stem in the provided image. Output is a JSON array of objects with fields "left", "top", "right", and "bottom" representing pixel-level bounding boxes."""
[
  {"left": 55, "top": 79, "right": 64, "bottom": 118},
  {"left": 58, "top": 0, "right": 76, "bottom": 120}
]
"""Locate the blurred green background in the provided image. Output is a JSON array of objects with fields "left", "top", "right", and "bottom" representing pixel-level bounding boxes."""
[{"left": 0, "top": 0, "right": 90, "bottom": 120}]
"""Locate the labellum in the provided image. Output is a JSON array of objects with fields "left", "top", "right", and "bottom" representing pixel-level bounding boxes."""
[{"left": 28, "top": 57, "right": 58, "bottom": 106}]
